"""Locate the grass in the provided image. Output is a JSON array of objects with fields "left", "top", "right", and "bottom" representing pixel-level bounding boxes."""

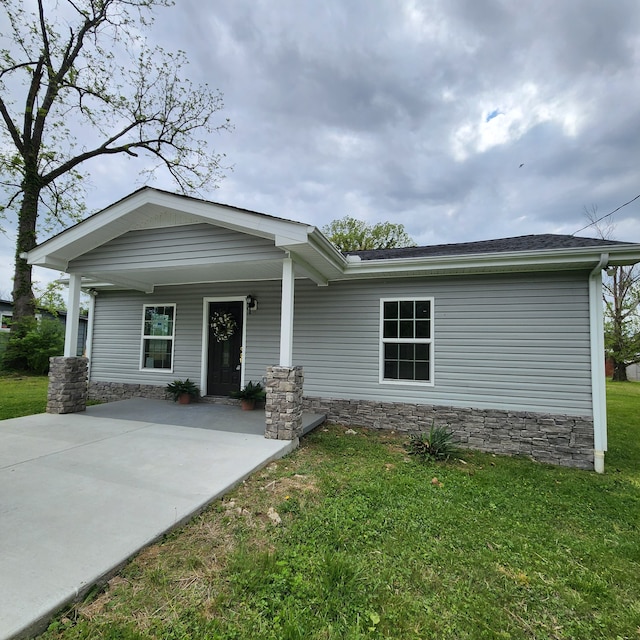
[
  {"left": 0, "top": 372, "right": 49, "bottom": 419},
  {"left": 1, "top": 377, "right": 638, "bottom": 638}
]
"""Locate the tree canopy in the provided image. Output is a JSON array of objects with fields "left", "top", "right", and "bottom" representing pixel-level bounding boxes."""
[
  {"left": 322, "top": 216, "right": 415, "bottom": 252},
  {"left": 0, "top": 0, "right": 231, "bottom": 321}
]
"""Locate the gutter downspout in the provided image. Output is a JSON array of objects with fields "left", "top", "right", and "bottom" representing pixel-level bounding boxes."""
[{"left": 589, "top": 253, "right": 608, "bottom": 473}]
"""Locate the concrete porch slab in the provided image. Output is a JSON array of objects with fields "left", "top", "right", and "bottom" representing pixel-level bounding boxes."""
[{"left": 83, "top": 397, "right": 327, "bottom": 436}]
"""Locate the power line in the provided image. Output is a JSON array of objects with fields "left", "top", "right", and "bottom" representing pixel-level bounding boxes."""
[{"left": 572, "top": 193, "right": 640, "bottom": 235}]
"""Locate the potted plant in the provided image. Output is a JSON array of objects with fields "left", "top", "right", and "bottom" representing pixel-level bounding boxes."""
[
  {"left": 165, "top": 378, "right": 200, "bottom": 404},
  {"left": 230, "top": 381, "right": 266, "bottom": 411}
]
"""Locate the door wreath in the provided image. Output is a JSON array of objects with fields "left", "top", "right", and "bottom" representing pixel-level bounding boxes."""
[{"left": 210, "top": 311, "right": 237, "bottom": 342}]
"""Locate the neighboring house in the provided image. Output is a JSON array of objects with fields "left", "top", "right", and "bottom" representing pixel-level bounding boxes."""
[
  {"left": 26, "top": 188, "right": 640, "bottom": 472},
  {"left": 625, "top": 362, "right": 640, "bottom": 381},
  {"left": 0, "top": 299, "right": 13, "bottom": 331},
  {"left": 0, "top": 299, "right": 88, "bottom": 356}
]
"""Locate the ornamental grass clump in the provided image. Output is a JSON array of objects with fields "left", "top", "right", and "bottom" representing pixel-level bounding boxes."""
[{"left": 406, "top": 424, "right": 457, "bottom": 462}]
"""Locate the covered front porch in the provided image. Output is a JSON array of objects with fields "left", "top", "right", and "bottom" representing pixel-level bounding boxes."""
[{"left": 25, "top": 189, "right": 346, "bottom": 441}]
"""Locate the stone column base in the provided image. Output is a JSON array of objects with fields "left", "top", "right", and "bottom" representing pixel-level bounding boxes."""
[
  {"left": 265, "top": 366, "right": 304, "bottom": 440},
  {"left": 47, "top": 356, "right": 89, "bottom": 414}
]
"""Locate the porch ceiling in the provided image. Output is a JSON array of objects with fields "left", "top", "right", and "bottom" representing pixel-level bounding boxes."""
[{"left": 75, "top": 258, "right": 317, "bottom": 292}]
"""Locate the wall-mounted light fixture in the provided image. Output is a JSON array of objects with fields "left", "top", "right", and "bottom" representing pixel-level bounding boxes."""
[{"left": 247, "top": 295, "right": 258, "bottom": 313}]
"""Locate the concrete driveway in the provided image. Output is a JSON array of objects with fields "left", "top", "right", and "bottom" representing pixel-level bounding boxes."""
[{"left": 0, "top": 402, "right": 305, "bottom": 639}]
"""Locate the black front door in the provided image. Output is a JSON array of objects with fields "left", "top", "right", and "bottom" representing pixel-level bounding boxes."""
[{"left": 207, "top": 301, "right": 243, "bottom": 396}]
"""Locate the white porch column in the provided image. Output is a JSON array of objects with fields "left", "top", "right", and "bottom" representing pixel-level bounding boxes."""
[
  {"left": 64, "top": 273, "right": 82, "bottom": 357},
  {"left": 266, "top": 256, "right": 304, "bottom": 440},
  {"left": 279, "top": 257, "right": 295, "bottom": 367}
]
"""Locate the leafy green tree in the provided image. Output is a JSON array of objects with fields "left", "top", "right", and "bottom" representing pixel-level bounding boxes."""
[
  {"left": 0, "top": 0, "right": 231, "bottom": 323},
  {"left": 322, "top": 216, "right": 415, "bottom": 252},
  {"left": 604, "top": 266, "right": 640, "bottom": 381},
  {"left": 34, "top": 280, "right": 67, "bottom": 316}
]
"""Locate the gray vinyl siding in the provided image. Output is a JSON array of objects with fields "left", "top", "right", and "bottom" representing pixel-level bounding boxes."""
[
  {"left": 70, "top": 224, "right": 283, "bottom": 272},
  {"left": 89, "top": 281, "right": 282, "bottom": 389},
  {"left": 292, "top": 271, "right": 593, "bottom": 416},
  {"left": 90, "top": 271, "right": 593, "bottom": 416}
]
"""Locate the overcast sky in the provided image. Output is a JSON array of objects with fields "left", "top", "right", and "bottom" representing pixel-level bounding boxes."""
[{"left": 2, "top": 0, "right": 640, "bottom": 295}]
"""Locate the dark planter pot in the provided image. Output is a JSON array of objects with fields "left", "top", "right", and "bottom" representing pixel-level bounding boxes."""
[
  {"left": 178, "top": 393, "right": 192, "bottom": 405},
  {"left": 240, "top": 399, "right": 256, "bottom": 411}
]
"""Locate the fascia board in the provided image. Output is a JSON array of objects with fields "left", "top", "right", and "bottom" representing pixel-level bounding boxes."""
[
  {"left": 604, "top": 246, "right": 640, "bottom": 265},
  {"left": 274, "top": 231, "right": 312, "bottom": 247},
  {"left": 340, "top": 245, "right": 640, "bottom": 278}
]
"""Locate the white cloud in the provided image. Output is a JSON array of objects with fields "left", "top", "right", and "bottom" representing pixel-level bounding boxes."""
[{"left": 451, "top": 84, "right": 585, "bottom": 161}]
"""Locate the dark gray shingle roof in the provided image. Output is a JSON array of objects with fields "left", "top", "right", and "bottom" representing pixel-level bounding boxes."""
[{"left": 345, "top": 234, "right": 631, "bottom": 261}]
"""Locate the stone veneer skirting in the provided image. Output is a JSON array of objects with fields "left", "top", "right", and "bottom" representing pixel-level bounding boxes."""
[
  {"left": 89, "top": 381, "right": 168, "bottom": 402},
  {"left": 302, "top": 397, "right": 595, "bottom": 470}
]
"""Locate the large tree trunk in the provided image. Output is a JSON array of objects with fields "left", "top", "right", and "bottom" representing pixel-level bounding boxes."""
[
  {"left": 611, "top": 360, "right": 629, "bottom": 382},
  {"left": 11, "top": 177, "right": 40, "bottom": 323}
]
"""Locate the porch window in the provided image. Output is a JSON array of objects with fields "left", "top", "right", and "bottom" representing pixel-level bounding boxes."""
[
  {"left": 141, "top": 304, "right": 176, "bottom": 370},
  {"left": 380, "top": 298, "right": 433, "bottom": 384}
]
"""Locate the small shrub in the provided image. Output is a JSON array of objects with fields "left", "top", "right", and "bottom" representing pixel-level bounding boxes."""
[
  {"left": 406, "top": 424, "right": 456, "bottom": 462},
  {"left": 1, "top": 317, "right": 64, "bottom": 374}
]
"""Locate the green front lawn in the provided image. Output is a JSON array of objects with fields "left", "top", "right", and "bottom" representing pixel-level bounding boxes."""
[
  {"left": 0, "top": 373, "right": 49, "bottom": 419},
  {"left": 36, "top": 381, "right": 639, "bottom": 640}
]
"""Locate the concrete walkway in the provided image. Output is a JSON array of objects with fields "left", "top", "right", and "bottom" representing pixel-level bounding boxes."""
[{"left": 0, "top": 401, "right": 320, "bottom": 639}]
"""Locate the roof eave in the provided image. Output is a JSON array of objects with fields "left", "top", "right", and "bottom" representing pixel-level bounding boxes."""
[{"left": 338, "top": 244, "right": 640, "bottom": 279}]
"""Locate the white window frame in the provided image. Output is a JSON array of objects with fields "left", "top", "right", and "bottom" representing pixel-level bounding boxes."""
[
  {"left": 379, "top": 297, "right": 434, "bottom": 386},
  {"left": 0, "top": 312, "right": 12, "bottom": 331},
  {"left": 140, "top": 303, "right": 176, "bottom": 372},
  {"left": 1, "top": 312, "right": 44, "bottom": 331}
]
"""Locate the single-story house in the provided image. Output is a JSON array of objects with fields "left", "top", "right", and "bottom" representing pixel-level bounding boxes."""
[
  {"left": 26, "top": 187, "right": 640, "bottom": 472},
  {"left": 0, "top": 298, "right": 88, "bottom": 357}
]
